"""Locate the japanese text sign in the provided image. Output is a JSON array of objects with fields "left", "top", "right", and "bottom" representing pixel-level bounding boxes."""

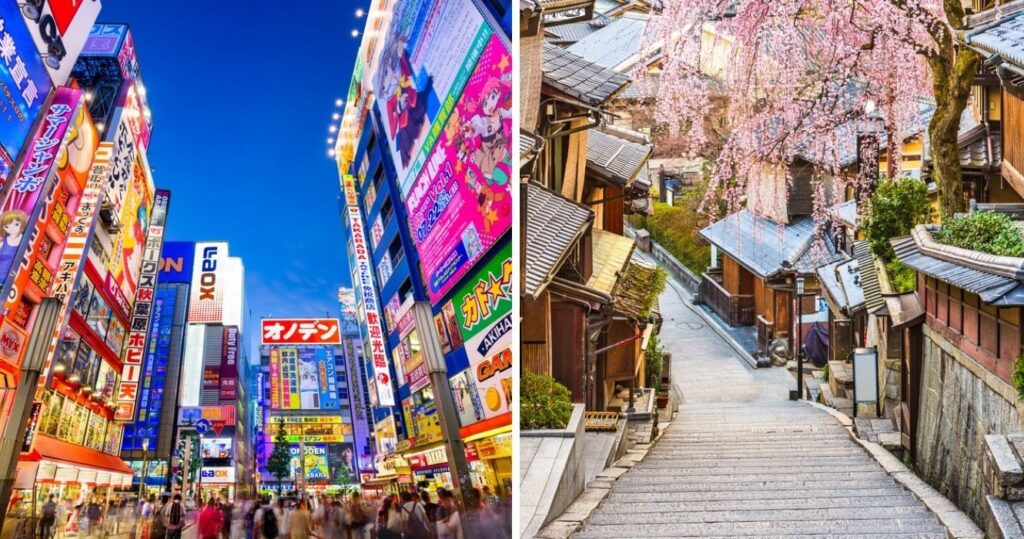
[{"left": 261, "top": 318, "right": 341, "bottom": 345}]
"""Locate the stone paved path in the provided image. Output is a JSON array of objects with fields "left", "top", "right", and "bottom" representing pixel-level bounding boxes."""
[{"left": 573, "top": 276, "right": 947, "bottom": 538}]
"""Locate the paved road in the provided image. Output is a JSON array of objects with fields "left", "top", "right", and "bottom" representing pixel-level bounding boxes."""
[{"left": 573, "top": 277, "right": 947, "bottom": 538}]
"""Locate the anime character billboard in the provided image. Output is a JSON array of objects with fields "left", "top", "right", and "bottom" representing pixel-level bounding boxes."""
[
  {"left": 404, "top": 36, "right": 512, "bottom": 304},
  {"left": 372, "top": 0, "right": 492, "bottom": 196}
]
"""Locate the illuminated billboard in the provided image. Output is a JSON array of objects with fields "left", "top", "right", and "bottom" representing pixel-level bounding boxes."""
[
  {"left": 0, "top": 4, "right": 52, "bottom": 183},
  {"left": 268, "top": 346, "right": 340, "bottom": 411},
  {"left": 443, "top": 243, "right": 512, "bottom": 421},
  {"left": 201, "top": 437, "right": 233, "bottom": 459},
  {"left": 373, "top": 0, "right": 491, "bottom": 196},
  {"left": 19, "top": 0, "right": 102, "bottom": 86},
  {"left": 220, "top": 326, "right": 238, "bottom": 400},
  {"left": 187, "top": 242, "right": 226, "bottom": 324},
  {"left": 158, "top": 241, "right": 194, "bottom": 283},
  {"left": 405, "top": 35, "right": 511, "bottom": 303},
  {"left": 114, "top": 189, "right": 168, "bottom": 422},
  {"left": 261, "top": 319, "right": 341, "bottom": 345}
]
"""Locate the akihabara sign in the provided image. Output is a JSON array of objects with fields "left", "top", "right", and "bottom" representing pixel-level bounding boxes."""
[
  {"left": 39, "top": 142, "right": 113, "bottom": 387},
  {"left": 114, "top": 189, "right": 168, "bottom": 421},
  {"left": 261, "top": 319, "right": 341, "bottom": 345},
  {"left": 187, "top": 242, "right": 227, "bottom": 324},
  {"left": 20, "top": 0, "right": 102, "bottom": 86},
  {"left": 347, "top": 206, "right": 394, "bottom": 407}
]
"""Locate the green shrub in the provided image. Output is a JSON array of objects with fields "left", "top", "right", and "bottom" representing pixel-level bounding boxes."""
[
  {"left": 821, "top": 362, "right": 830, "bottom": 383},
  {"left": 885, "top": 260, "right": 917, "bottom": 294},
  {"left": 645, "top": 332, "right": 665, "bottom": 393},
  {"left": 521, "top": 372, "right": 574, "bottom": 430},
  {"left": 629, "top": 199, "right": 711, "bottom": 273},
  {"left": 862, "top": 178, "right": 932, "bottom": 262},
  {"left": 933, "top": 211, "right": 1024, "bottom": 257},
  {"left": 1014, "top": 352, "right": 1024, "bottom": 403}
]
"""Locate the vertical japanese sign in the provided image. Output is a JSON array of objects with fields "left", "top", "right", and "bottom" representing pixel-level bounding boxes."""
[
  {"left": 316, "top": 347, "right": 339, "bottom": 410},
  {"left": 298, "top": 347, "right": 320, "bottom": 409},
  {"left": 114, "top": 189, "right": 168, "bottom": 422},
  {"left": 405, "top": 36, "right": 512, "bottom": 304},
  {"left": 269, "top": 347, "right": 281, "bottom": 410},
  {"left": 38, "top": 142, "right": 113, "bottom": 389},
  {"left": 279, "top": 346, "right": 300, "bottom": 409},
  {"left": 347, "top": 205, "right": 394, "bottom": 406},
  {"left": 220, "top": 326, "right": 238, "bottom": 400},
  {"left": 0, "top": 4, "right": 52, "bottom": 185}
]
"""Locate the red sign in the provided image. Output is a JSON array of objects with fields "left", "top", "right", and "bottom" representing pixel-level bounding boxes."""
[
  {"left": 211, "top": 420, "right": 225, "bottom": 436},
  {"left": 260, "top": 318, "right": 341, "bottom": 345},
  {"left": 0, "top": 319, "right": 28, "bottom": 369}
]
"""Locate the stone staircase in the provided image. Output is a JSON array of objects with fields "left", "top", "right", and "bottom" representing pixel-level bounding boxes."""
[{"left": 573, "top": 401, "right": 947, "bottom": 538}]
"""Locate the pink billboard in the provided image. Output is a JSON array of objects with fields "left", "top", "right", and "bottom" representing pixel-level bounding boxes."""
[{"left": 404, "top": 36, "right": 512, "bottom": 304}]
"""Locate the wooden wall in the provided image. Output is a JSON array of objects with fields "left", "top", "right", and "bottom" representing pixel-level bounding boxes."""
[
  {"left": 1003, "top": 89, "right": 1024, "bottom": 177},
  {"left": 551, "top": 301, "right": 587, "bottom": 403}
]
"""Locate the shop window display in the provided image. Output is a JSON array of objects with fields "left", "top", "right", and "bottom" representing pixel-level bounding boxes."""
[{"left": 86, "top": 288, "right": 112, "bottom": 339}]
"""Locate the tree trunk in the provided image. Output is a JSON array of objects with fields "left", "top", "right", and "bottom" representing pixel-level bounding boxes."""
[{"left": 927, "top": 4, "right": 981, "bottom": 218}]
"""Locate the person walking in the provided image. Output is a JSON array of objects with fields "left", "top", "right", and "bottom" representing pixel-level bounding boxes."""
[
  {"left": 376, "top": 495, "right": 402, "bottom": 539},
  {"left": 150, "top": 495, "right": 168, "bottom": 539},
  {"left": 346, "top": 492, "right": 370, "bottom": 539},
  {"left": 399, "top": 491, "right": 431, "bottom": 539},
  {"left": 163, "top": 494, "right": 187, "bottom": 539},
  {"left": 434, "top": 490, "right": 462, "bottom": 539},
  {"left": 286, "top": 499, "right": 311, "bottom": 539},
  {"left": 39, "top": 494, "right": 57, "bottom": 539},
  {"left": 84, "top": 498, "right": 104, "bottom": 538},
  {"left": 198, "top": 497, "right": 224, "bottom": 539}
]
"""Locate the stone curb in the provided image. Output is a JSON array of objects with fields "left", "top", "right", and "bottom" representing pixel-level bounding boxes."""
[
  {"left": 664, "top": 278, "right": 759, "bottom": 369},
  {"left": 802, "top": 400, "right": 984, "bottom": 539},
  {"left": 534, "top": 400, "right": 675, "bottom": 538}
]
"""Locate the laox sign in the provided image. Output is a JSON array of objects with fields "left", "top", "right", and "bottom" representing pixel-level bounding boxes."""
[{"left": 198, "top": 245, "right": 218, "bottom": 300}]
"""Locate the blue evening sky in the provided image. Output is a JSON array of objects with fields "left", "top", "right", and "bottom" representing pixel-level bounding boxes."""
[{"left": 99, "top": 2, "right": 365, "bottom": 342}]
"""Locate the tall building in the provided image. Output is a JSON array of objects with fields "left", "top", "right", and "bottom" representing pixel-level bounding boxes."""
[
  {"left": 256, "top": 318, "right": 359, "bottom": 493},
  {"left": 334, "top": 0, "right": 513, "bottom": 496},
  {"left": 338, "top": 287, "right": 375, "bottom": 479},
  {"left": 174, "top": 242, "right": 253, "bottom": 500}
]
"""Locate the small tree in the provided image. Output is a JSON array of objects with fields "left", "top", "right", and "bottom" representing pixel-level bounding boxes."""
[
  {"left": 266, "top": 416, "right": 292, "bottom": 495},
  {"left": 520, "top": 372, "right": 574, "bottom": 430},
  {"left": 645, "top": 333, "right": 665, "bottom": 393}
]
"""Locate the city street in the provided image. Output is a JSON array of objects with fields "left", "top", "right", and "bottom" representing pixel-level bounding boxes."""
[{"left": 573, "top": 277, "right": 948, "bottom": 538}]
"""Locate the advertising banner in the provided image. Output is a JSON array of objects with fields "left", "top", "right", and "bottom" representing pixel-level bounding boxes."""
[
  {"left": 201, "top": 437, "right": 232, "bottom": 459},
  {"left": 279, "top": 347, "right": 300, "bottom": 409},
  {"left": 114, "top": 189, "right": 168, "bottom": 422},
  {"left": 261, "top": 318, "right": 341, "bottom": 345},
  {"left": 220, "top": 326, "right": 238, "bottom": 400},
  {"left": 375, "top": 414, "right": 397, "bottom": 456},
  {"left": 347, "top": 206, "right": 394, "bottom": 406},
  {"left": 269, "top": 348, "right": 281, "bottom": 410},
  {"left": 298, "top": 347, "right": 320, "bottom": 409},
  {"left": 328, "top": 443, "right": 357, "bottom": 484},
  {"left": 445, "top": 243, "right": 512, "bottom": 420},
  {"left": 19, "top": 0, "right": 102, "bottom": 86},
  {"left": 203, "top": 366, "right": 220, "bottom": 390},
  {"left": 158, "top": 241, "right": 194, "bottom": 283},
  {"left": 188, "top": 242, "right": 227, "bottom": 324},
  {"left": 449, "top": 369, "right": 484, "bottom": 427},
  {"left": 304, "top": 444, "right": 329, "bottom": 481},
  {"left": 374, "top": 0, "right": 491, "bottom": 196},
  {"left": 81, "top": 23, "right": 126, "bottom": 55},
  {"left": 133, "top": 287, "right": 174, "bottom": 429},
  {"left": 177, "top": 405, "right": 235, "bottom": 426},
  {"left": 406, "top": 36, "right": 511, "bottom": 304},
  {"left": 200, "top": 466, "right": 235, "bottom": 484},
  {"left": 338, "top": 287, "right": 356, "bottom": 320},
  {"left": 316, "top": 347, "right": 339, "bottom": 410},
  {"left": 398, "top": 330, "right": 428, "bottom": 393},
  {"left": 0, "top": 5, "right": 52, "bottom": 184}
]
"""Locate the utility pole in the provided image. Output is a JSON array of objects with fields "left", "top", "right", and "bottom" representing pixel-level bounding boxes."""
[
  {"left": 0, "top": 299, "right": 62, "bottom": 522},
  {"left": 413, "top": 302, "right": 475, "bottom": 539}
]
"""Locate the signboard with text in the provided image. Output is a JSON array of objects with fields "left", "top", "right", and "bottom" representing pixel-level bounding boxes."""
[{"left": 261, "top": 318, "right": 341, "bottom": 345}]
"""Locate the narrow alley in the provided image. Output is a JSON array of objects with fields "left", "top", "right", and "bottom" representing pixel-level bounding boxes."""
[{"left": 573, "top": 277, "right": 949, "bottom": 538}]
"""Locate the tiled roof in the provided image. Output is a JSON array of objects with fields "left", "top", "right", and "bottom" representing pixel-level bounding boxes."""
[
  {"left": 853, "top": 241, "right": 884, "bottom": 313},
  {"left": 586, "top": 128, "right": 652, "bottom": 185},
  {"left": 816, "top": 259, "right": 849, "bottom": 316},
  {"left": 520, "top": 129, "right": 541, "bottom": 161},
  {"left": 891, "top": 236, "right": 1024, "bottom": 305},
  {"left": 587, "top": 228, "right": 635, "bottom": 294},
  {"left": 524, "top": 182, "right": 595, "bottom": 299},
  {"left": 699, "top": 210, "right": 841, "bottom": 278},
  {"left": 837, "top": 200, "right": 857, "bottom": 228},
  {"left": 816, "top": 256, "right": 869, "bottom": 315},
  {"left": 567, "top": 16, "right": 647, "bottom": 70},
  {"left": 543, "top": 43, "right": 631, "bottom": 105},
  {"left": 612, "top": 259, "right": 660, "bottom": 320},
  {"left": 964, "top": 11, "right": 1024, "bottom": 69},
  {"left": 539, "top": 0, "right": 595, "bottom": 9},
  {"left": 882, "top": 292, "right": 924, "bottom": 330},
  {"left": 544, "top": 17, "right": 607, "bottom": 45}
]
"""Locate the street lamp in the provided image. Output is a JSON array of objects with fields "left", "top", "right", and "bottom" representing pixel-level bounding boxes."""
[
  {"left": 138, "top": 438, "right": 150, "bottom": 500},
  {"left": 795, "top": 276, "right": 805, "bottom": 401}
]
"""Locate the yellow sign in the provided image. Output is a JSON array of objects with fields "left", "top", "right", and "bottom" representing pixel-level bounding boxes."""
[
  {"left": 284, "top": 435, "right": 346, "bottom": 443},
  {"left": 280, "top": 416, "right": 343, "bottom": 424}
]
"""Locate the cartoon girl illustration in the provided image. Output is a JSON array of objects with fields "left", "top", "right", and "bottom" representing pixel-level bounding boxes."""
[
  {"left": 377, "top": 38, "right": 433, "bottom": 168},
  {"left": 464, "top": 164, "right": 507, "bottom": 235},
  {"left": 463, "top": 74, "right": 512, "bottom": 186},
  {"left": 0, "top": 210, "right": 27, "bottom": 279}
]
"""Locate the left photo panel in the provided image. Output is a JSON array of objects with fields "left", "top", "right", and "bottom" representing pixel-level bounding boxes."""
[{"left": 0, "top": 1, "right": 514, "bottom": 539}]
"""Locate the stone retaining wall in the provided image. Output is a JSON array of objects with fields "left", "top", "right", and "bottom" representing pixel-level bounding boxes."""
[{"left": 916, "top": 325, "right": 1024, "bottom": 524}]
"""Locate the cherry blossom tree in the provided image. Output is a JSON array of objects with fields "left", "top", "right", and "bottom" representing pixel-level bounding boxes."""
[{"left": 641, "top": 0, "right": 981, "bottom": 218}]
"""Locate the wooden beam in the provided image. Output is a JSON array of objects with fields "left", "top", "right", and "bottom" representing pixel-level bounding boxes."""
[{"left": 1001, "top": 160, "right": 1024, "bottom": 199}]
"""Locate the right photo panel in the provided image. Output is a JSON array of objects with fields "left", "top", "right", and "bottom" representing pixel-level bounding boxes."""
[{"left": 519, "top": 0, "right": 1003, "bottom": 537}]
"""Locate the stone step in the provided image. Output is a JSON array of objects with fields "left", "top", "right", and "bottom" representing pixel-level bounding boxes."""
[
  {"left": 594, "top": 496, "right": 924, "bottom": 512},
  {"left": 613, "top": 470, "right": 899, "bottom": 484},
  {"left": 622, "top": 464, "right": 885, "bottom": 476},
  {"left": 607, "top": 479, "right": 902, "bottom": 494},
  {"left": 605, "top": 487, "right": 910, "bottom": 501},
  {"left": 631, "top": 456, "right": 879, "bottom": 468},
  {"left": 574, "top": 518, "right": 946, "bottom": 538},
  {"left": 585, "top": 505, "right": 939, "bottom": 525},
  {"left": 646, "top": 448, "right": 868, "bottom": 458}
]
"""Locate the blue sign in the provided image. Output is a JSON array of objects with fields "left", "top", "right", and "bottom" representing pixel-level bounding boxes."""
[
  {"left": 0, "top": 5, "right": 52, "bottom": 178},
  {"left": 123, "top": 287, "right": 177, "bottom": 452},
  {"left": 159, "top": 241, "right": 195, "bottom": 283},
  {"left": 195, "top": 419, "right": 211, "bottom": 435}
]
